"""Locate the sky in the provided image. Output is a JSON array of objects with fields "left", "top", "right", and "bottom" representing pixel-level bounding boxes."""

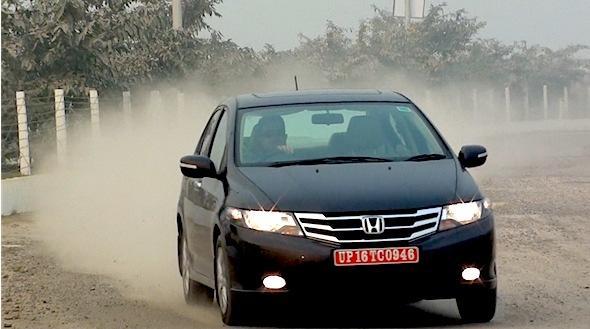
[{"left": 206, "top": 0, "right": 590, "bottom": 51}]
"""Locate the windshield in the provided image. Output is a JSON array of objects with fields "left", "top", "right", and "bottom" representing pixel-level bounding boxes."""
[{"left": 236, "top": 102, "right": 449, "bottom": 167}]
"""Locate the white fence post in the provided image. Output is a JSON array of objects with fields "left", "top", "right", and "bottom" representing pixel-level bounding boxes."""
[
  {"left": 504, "top": 86, "right": 511, "bottom": 121},
  {"left": 89, "top": 89, "right": 100, "bottom": 138},
  {"left": 177, "top": 90, "right": 185, "bottom": 115},
  {"left": 523, "top": 86, "right": 530, "bottom": 120},
  {"left": 123, "top": 91, "right": 132, "bottom": 125},
  {"left": 562, "top": 86, "right": 569, "bottom": 119},
  {"left": 472, "top": 89, "right": 478, "bottom": 119},
  {"left": 150, "top": 90, "right": 161, "bottom": 108},
  {"left": 543, "top": 85, "right": 549, "bottom": 120},
  {"left": 558, "top": 98, "right": 564, "bottom": 120},
  {"left": 16, "top": 91, "right": 31, "bottom": 176},
  {"left": 54, "top": 89, "right": 67, "bottom": 164},
  {"left": 150, "top": 90, "right": 161, "bottom": 121}
]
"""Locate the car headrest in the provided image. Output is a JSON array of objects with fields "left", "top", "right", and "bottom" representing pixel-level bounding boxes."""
[{"left": 347, "top": 116, "right": 382, "bottom": 135}]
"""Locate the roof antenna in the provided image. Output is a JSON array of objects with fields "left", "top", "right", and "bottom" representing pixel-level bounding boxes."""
[{"left": 294, "top": 75, "right": 299, "bottom": 91}]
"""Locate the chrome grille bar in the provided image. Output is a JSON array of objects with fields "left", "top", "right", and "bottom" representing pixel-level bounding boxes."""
[{"left": 295, "top": 207, "right": 442, "bottom": 243}]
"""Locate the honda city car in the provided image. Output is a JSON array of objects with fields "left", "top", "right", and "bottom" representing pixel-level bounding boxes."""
[{"left": 176, "top": 89, "right": 496, "bottom": 325}]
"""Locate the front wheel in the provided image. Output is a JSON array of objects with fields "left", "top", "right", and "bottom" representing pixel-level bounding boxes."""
[
  {"left": 215, "top": 240, "right": 249, "bottom": 325},
  {"left": 180, "top": 233, "right": 213, "bottom": 304},
  {"left": 456, "top": 287, "right": 497, "bottom": 323}
]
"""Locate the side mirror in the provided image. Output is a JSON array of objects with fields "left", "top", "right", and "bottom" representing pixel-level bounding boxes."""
[
  {"left": 459, "top": 145, "right": 487, "bottom": 168},
  {"left": 179, "top": 155, "right": 216, "bottom": 178}
]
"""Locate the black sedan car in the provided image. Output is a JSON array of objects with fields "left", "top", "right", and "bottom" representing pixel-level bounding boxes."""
[{"left": 177, "top": 89, "right": 496, "bottom": 325}]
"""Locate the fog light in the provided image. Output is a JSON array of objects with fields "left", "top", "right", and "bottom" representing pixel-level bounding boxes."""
[
  {"left": 263, "top": 275, "right": 286, "bottom": 289},
  {"left": 462, "top": 267, "right": 480, "bottom": 281}
]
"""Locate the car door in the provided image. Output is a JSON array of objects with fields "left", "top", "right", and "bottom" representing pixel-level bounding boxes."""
[
  {"left": 194, "top": 109, "right": 228, "bottom": 279},
  {"left": 184, "top": 109, "right": 221, "bottom": 280}
]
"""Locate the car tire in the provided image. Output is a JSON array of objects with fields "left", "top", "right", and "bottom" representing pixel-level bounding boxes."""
[
  {"left": 456, "top": 287, "right": 496, "bottom": 323},
  {"left": 180, "top": 232, "right": 214, "bottom": 305},
  {"left": 215, "top": 239, "right": 248, "bottom": 326}
]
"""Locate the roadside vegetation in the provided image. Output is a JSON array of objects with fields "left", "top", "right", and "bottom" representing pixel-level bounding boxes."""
[
  {"left": 1, "top": 0, "right": 589, "bottom": 173},
  {"left": 2, "top": 0, "right": 588, "bottom": 97}
]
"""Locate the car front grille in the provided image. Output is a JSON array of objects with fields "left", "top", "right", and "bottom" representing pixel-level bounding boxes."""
[{"left": 294, "top": 207, "right": 442, "bottom": 243}]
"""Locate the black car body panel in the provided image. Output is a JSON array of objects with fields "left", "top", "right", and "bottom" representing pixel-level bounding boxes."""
[
  {"left": 223, "top": 214, "right": 495, "bottom": 299},
  {"left": 235, "top": 160, "right": 482, "bottom": 213}
]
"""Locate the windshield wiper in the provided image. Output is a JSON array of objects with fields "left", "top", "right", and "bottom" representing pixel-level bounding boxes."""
[
  {"left": 268, "top": 156, "right": 391, "bottom": 168},
  {"left": 404, "top": 153, "right": 447, "bottom": 162}
]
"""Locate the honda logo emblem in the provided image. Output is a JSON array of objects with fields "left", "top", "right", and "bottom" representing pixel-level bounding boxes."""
[{"left": 361, "top": 216, "right": 385, "bottom": 234}]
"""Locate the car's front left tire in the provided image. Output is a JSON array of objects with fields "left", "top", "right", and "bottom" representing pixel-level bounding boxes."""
[{"left": 180, "top": 233, "right": 214, "bottom": 304}]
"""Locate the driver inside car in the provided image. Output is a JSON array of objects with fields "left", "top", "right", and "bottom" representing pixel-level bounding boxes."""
[{"left": 245, "top": 115, "right": 293, "bottom": 163}]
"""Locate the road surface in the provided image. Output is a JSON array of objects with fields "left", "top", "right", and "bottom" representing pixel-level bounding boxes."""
[{"left": 2, "top": 128, "right": 590, "bottom": 328}]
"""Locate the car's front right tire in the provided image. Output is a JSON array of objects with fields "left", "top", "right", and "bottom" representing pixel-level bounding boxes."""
[
  {"left": 456, "top": 287, "right": 497, "bottom": 323},
  {"left": 215, "top": 239, "right": 248, "bottom": 326}
]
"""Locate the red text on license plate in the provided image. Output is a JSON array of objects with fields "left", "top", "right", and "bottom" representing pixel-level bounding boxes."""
[{"left": 333, "top": 247, "right": 419, "bottom": 266}]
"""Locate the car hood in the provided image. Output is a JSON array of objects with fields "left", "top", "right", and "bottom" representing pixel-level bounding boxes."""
[{"left": 236, "top": 159, "right": 468, "bottom": 213}]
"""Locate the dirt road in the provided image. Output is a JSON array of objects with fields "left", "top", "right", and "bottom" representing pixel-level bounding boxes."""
[{"left": 2, "top": 128, "right": 590, "bottom": 328}]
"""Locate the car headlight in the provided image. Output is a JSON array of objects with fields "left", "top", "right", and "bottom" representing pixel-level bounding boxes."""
[
  {"left": 439, "top": 199, "right": 492, "bottom": 231},
  {"left": 224, "top": 208, "right": 303, "bottom": 236}
]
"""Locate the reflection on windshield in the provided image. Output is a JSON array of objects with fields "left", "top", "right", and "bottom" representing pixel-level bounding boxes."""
[{"left": 237, "top": 103, "right": 448, "bottom": 166}]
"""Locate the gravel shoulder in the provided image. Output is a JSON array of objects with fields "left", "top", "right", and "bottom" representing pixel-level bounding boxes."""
[{"left": 1, "top": 214, "right": 215, "bottom": 329}]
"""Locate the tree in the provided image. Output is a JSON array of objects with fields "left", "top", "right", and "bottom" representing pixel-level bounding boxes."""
[
  {"left": 296, "top": 21, "right": 355, "bottom": 82},
  {"left": 1, "top": 0, "right": 222, "bottom": 97},
  {"left": 288, "top": 3, "right": 588, "bottom": 88}
]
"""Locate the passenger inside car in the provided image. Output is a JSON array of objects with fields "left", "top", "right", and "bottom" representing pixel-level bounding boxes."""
[{"left": 243, "top": 115, "right": 293, "bottom": 163}]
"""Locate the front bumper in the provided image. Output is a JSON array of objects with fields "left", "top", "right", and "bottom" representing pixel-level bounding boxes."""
[{"left": 223, "top": 214, "right": 496, "bottom": 300}]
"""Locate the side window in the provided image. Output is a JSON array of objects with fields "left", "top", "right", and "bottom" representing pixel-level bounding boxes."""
[
  {"left": 209, "top": 111, "right": 228, "bottom": 171},
  {"left": 195, "top": 110, "right": 221, "bottom": 155}
]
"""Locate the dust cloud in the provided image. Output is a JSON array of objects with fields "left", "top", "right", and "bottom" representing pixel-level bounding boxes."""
[{"left": 31, "top": 88, "right": 220, "bottom": 321}]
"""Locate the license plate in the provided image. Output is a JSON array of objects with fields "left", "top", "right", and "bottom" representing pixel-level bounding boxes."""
[{"left": 333, "top": 247, "right": 419, "bottom": 266}]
